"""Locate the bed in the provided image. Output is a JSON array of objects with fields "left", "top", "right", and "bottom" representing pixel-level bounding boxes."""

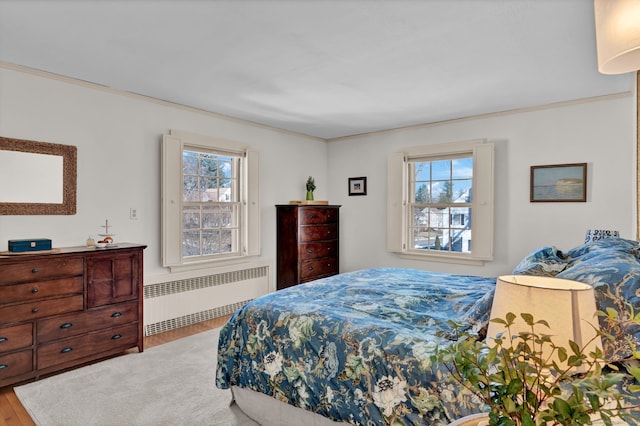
[{"left": 216, "top": 238, "right": 640, "bottom": 425}]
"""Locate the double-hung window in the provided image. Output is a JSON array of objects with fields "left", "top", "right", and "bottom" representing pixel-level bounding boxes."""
[
  {"left": 162, "top": 130, "right": 260, "bottom": 270},
  {"left": 387, "top": 139, "right": 494, "bottom": 265},
  {"left": 182, "top": 149, "right": 239, "bottom": 257}
]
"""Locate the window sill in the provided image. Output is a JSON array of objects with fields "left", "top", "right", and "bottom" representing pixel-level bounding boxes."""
[
  {"left": 166, "top": 255, "right": 257, "bottom": 273},
  {"left": 397, "top": 251, "right": 490, "bottom": 266}
]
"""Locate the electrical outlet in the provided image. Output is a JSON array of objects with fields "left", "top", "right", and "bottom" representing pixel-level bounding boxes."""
[{"left": 130, "top": 208, "right": 138, "bottom": 220}]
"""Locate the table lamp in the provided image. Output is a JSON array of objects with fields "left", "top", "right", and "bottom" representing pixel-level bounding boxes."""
[{"left": 486, "top": 275, "right": 601, "bottom": 373}]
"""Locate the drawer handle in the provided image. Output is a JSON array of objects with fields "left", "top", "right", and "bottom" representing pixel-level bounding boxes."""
[
  {"left": 306, "top": 214, "right": 314, "bottom": 220},
  {"left": 32, "top": 268, "right": 39, "bottom": 274},
  {"left": 61, "top": 347, "right": 73, "bottom": 353},
  {"left": 306, "top": 232, "right": 313, "bottom": 236},
  {"left": 327, "top": 263, "right": 332, "bottom": 267},
  {"left": 307, "top": 266, "right": 314, "bottom": 271},
  {"left": 32, "top": 288, "right": 39, "bottom": 294},
  {"left": 112, "top": 334, "right": 122, "bottom": 340},
  {"left": 0, "top": 337, "right": 7, "bottom": 343},
  {"left": 111, "top": 312, "right": 122, "bottom": 318},
  {"left": 60, "top": 322, "right": 73, "bottom": 329},
  {"left": 0, "top": 364, "right": 7, "bottom": 370},
  {"left": 32, "top": 308, "right": 39, "bottom": 314},
  {"left": 307, "top": 248, "right": 313, "bottom": 253}
]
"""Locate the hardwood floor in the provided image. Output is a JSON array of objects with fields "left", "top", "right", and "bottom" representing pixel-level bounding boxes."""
[{"left": 0, "top": 315, "right": 231, "bottom": 426}]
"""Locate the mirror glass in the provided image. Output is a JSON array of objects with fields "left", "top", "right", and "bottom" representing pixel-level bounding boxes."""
[
  {"left": 0, "top": 151, "right": 64, "bottom": 203},
  {"left": 0, "top": 137, "right": 76, "bottom": 215}
]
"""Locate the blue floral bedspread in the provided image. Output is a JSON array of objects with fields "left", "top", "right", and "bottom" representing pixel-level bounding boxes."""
[{"left": 216, "top": 267, "right": 496, "bottom": 425}]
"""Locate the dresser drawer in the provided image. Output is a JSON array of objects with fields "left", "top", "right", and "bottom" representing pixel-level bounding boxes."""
[
  {"left": 0, "top": 323, "right": 33, "bottom": 353},
  {"left": 37, "top": 323, "right": 139, "bottom": 370},
  {"left": 299, "top": 224, "right": 337, "bottom": 242},
  {"left": 0, "top": 349, "right": 33, "bottom": 381},
  {"left": 0, "top": 277, "right": 83, "bottom": 305},
  {"left": 298, "top": 207, "right": 338, "bottom": 225},
  {"left": 38, "top": 301, "right": 138, "bottom": 343},
  {"left": 0, "top": 258, "right": 83, "bottom": 285},
  {"left": 300, "top": 258, "right": 338, "bottom": 280},
  {"left": 0, "top": 295, "right": 83, "bottom": 321},
  {"left": 299, "top": 241, "right": 337, "bottom": 260}
]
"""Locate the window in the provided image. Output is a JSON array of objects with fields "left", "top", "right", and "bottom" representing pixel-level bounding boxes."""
[
  {"left": 162, "top": 130, "right": 260, "bottom": 270},
  {"left": 182, "top": 149, "right": 239, "bottom": 258},
  {"left": 387, "top": 139, "right": 494, "bottom": 265}
]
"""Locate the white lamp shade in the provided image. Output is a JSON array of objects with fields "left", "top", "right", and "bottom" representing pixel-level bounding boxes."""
[
  {"left": 595, "top": 0, "right": 640, "bottom": 74},
  {"left": 487, "top": 275, "right": 601, "bottom": 371}
]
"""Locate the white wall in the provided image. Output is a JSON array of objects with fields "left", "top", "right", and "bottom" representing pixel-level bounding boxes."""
[
  {"left": 0, "top": 65, "right": 329, "bottom": 283},
  {"left": 327, "top": 94, "right": 637, "bottom": 277},
  {"left": 1, "top": 65, "right": 637, "bottom": 283}
]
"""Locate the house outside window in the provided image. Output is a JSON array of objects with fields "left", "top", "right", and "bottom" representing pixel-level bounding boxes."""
[
  {"left": 387, "top": 139, "right": 494, "bottom": 265},
  {"left": 162, "top": 130, "right": 260, "bottom": 271}
]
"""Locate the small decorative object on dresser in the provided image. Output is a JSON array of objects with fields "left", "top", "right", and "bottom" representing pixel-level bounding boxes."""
[
  {"left": 305, "top": 176, "right": 316, "bottom": 201},
  {"left": 8, "top": 238, "right": 52, "bottom": 253},
  {"left": 0, "top": 243, "right": 146, "bottom": 387},
  {"left": 276, "top": 204, "right": 340, "bottom": 290}
]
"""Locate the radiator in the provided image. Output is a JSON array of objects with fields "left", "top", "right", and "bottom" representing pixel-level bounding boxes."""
[{"left": 143, "top": 262, "right": 270, "bottom": 336}]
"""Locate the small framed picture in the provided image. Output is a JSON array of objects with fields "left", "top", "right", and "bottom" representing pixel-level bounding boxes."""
[
  {"left": 348, "top": 177, "right": 367, "bottom": 196},
  {"left": 530, "top": 163, "right": 587, "bottom": 202}
]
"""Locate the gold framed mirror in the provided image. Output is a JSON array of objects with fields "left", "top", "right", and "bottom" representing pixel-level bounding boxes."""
[{"left": 0, "top": 136, "right": 77, "bottom": 215}]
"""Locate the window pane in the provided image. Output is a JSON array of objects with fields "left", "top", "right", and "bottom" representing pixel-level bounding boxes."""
[
  {"left": 431, "top": 182, "right": 452, "bottom": 203},
  {"left": 220, "top": 205, "right": 235, "bottom": 227},
  {"left": 431, "top": 160, "right": 451, "bottom": 180},
  {"left": 220, "top": 229, "right": 233, "bottom": 253},
  {"left": 414, "top": 183, "right": 430, "bottom": 203},
  {"left": 183, "top": 176, "right": 199, "bottom": 202},
  {"left": 183, "top": 231, "right": 201, "bottom": 257},
  {"left": 199, "top": 153, "right": 218, "bottom": 176},
  {"left": 414, "top": 162, "right": 430, "bottom": 181},
  {"left": 183, "top": 206, "right": 200, "bottom": 229},
  {"left": 183, "top": 152, "right": 198, "bottom": 174},
  {"left": 452, "top": 158, "right": 473, "bottom": 179},
  {"left": 452, "top": 179, "right": 472, "bottom": 203},
  {"left": 219, "top": 158, "right": 233, "bottom": 180}
]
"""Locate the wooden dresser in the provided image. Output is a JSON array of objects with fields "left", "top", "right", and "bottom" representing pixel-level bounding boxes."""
[
  {"left": 0, "top": 243, "right": 145, "bottom": 387},
  {"left": 276, "top": 205, "right": 340, "bottom": 290}
]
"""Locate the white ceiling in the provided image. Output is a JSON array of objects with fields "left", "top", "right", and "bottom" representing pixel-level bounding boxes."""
[{"left": 0, "top": 0, "right": 634, "bottom": 140}]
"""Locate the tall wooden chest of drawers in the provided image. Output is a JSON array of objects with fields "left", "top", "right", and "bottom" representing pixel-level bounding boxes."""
[
  {"left": 0, "top": 243, "right": 145, "bottom": 387},
  {"left": 276, "top": 205, "right": 340, "bottom": 290}
]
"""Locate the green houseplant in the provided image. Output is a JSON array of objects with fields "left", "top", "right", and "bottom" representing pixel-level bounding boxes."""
[
  {"left": 435, "top": 312, "right": 640, "bottom": 426},
  {"left": 306, "top": 176, "right": 316, "bottom": 200}
]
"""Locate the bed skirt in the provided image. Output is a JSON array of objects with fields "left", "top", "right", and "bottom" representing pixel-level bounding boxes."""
[{"left": 231, "top": 386, "right": 341, "bottom": 425}]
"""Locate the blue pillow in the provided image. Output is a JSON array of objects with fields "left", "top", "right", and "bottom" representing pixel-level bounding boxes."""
[
  {"left": 557, "top": 248, "right": 640, "bottom": 361},
  {"left": 512, "top": 246, "right": 568, "bottom": 276}
]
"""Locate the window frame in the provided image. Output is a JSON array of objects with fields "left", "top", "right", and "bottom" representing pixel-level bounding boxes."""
[
  {"left": 182, "top": 148, "right": 241, "bottom": 260},
  {"left": 162, "top": 130, "right": 260, "bottom": 272},
  {"left": 387, "top": 139, "right": 494, "bottom": 265}
]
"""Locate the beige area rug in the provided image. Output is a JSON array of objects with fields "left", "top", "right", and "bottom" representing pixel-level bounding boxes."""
[{"left": 14, "top": 328, "right": 258, "bottom": 426}]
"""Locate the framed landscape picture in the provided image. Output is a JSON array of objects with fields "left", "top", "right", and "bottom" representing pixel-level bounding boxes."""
[{"left": 530, "top": 163, "right": 587, "bottom": 202}]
